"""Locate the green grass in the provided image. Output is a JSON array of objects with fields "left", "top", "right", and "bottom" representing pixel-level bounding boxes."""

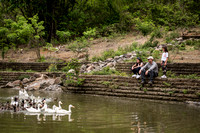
[
  {"left": 101, "top": 81, "right": 111, "bottom": 87},
  {"left": 163, "top": 81, "right": 171, "bottom": 87},
  {"left": 182, "top": 89, "right": 188, "bottom": 94}
]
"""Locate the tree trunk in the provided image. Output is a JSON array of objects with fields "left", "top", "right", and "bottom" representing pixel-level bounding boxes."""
[{"left": 35, "top": 40, "right": 41, "bottom": 59}]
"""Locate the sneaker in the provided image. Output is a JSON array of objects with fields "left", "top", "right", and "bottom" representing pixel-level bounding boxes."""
[
  {"left": 136, "top": 75, "right": 141, "bottom": 79},
  {"left": 161, "top": 75, "right": 167, "bottom": 79},
  {"left": 132, "top": 74, "right": 137, "bottom": 78}
]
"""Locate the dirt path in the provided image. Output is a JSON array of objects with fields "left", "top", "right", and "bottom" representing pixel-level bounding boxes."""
[
  {"left": 0, "top": 33, "right": 199, "bottom": 63},
  {"left": 0, "top": 33, "right": 149, "bottom": 62}
]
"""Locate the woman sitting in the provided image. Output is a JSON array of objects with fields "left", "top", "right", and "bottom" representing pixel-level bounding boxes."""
[{"left": 131, "top": 57, "right": 144, "bottom": 79}]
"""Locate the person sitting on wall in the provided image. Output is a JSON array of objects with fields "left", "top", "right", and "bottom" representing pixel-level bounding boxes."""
[
  {"left": 139, "top": 56, "right": 158, "bottom": 86},
  {"left": 131, "top": 57, "right": 144, "bottom": 79}
]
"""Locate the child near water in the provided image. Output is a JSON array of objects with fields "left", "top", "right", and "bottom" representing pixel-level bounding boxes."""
[{"left": 161, "top": 45, "right": 169, "bottom": 78}]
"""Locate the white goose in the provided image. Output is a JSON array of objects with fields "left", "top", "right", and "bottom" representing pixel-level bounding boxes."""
[
  {"left": 54, "top": 101, "right": 63, "bottom": 111},
  {"left": 56, "top": 104, "right": 75, "bottom": 114},
  {"left": 42, "top": 101, "right": 56, "bottom": 113},
  {"left": 26, "top": 103, "right": 41, "bottom": 113}
]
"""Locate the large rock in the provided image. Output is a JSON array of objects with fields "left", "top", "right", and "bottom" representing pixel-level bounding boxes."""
[
  {"left": 106, "top": 62, "right": 114, "bottom": 67},
  {"left": 68, "top": 69, "right": 75, "bottom": 74},
  {"left": 54, "top": 77, "right": 62, "bottom": 85},
  {"left": 39, "top": 82, "right": 51, "bottom": 90},
  {"left": 29, "top": 76, "right": 36, "bottom": 82},
  {"left": 34, "top": 73, "right": 42, "bottom": 78},
  {"left": 86, "top": 65, "right": 95, "bottom": 72},
  {"left": 5, "top": 82, "right": 14, "bottom": 88},
  {"left": 106, "top": 58, "right": 113, "bottom": 62},
  {"left": 22, "top": 78, "right": 30, "bottom": 84},
  {"left": 44, "top": 84, "right": 63, "bottom": 92}
]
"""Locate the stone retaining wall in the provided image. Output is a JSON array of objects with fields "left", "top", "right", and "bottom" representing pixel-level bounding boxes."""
[
  {"left": 64, "top": 75, "right": 200, "bottom": 102},
  {"left": 0, "top": 62, "right": 67, "bottom": 72},
  {"left": 116, "top": 63, "right": 200, "bottom": 75}
]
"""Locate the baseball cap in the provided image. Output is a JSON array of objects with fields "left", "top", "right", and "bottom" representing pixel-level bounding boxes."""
[{"left": 147, "top": 56, "right": 154, "bottom": 60}]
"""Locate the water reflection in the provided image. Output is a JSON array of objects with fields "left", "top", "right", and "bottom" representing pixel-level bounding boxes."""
[{"left": 25, "top": 112, "right": 73, "bottom": 122}]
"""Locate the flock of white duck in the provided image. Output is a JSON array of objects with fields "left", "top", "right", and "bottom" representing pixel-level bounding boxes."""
[{"left": 8, "top": 89, "right": 75, "bottom": 114}]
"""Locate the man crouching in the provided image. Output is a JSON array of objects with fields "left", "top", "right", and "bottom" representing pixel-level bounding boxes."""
[{"left": 139, "top": 56, "right": 158, "bottom": 86}]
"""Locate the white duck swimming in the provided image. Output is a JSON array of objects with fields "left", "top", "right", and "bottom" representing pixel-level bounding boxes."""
[
  {"left": 42, "top": 101, "right": 56, "bottom": 113},
  {"left": 55, "top": 104, "right": 75, "bottom": 114},
  {"left": 19, "top": 89, "right": 29, "bottom": 99},
  {"left": 26, "top": 103, "right": 41, "bottom": 113},
  {"left": 54, "top": 101, "right": 63, "bottom": 111}
]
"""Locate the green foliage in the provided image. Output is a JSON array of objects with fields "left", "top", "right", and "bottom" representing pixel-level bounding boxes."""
[
  {"left": 92, "top": 42, "right": 138, "bottom": 62},
  {"left": 165, "top": 32, "right": 180, "bottom": 43},
  {"left": 168, "top": 91, "right": 174, "bottom": 95},
  {"left": 83, "top": 28, "right": 97, "bottom": 39},
  {"left": 37, "top": 56, "right": 46, "bottom": 62},
  {"left": 67, "top": 37, "right": 90, "bottom": 56},
  {"left": 135, "top": 18, "right": 155, "bottom": 36},
  {"left": 143, "top": 88, "right": 148, "bottom": 92},
  {"left": 18, "top": 75, "right": 30, "bottom": 80},
  {"left": 101, "top": 81, "right": 111, "bottom": 87},
  {"left": 56, "top": 30, "right": 71, "bottom": 43},
  {"left": 179, "top": 43, "right": 186, "bottom": 50},
  {"left": 109, "top": 84, "right": 119, "bottom": 89},
  {"left": 46, "top": 64, "right": 58, "bottom": 72},
  {"left": 61, "top": 59, "right": 80, "bottom": 76},
  {"left": 0, "top": 15, "right": 45, "bottom": 59},
  {"left": 167, "top": 71, "right": 200, "bottom": 79},
  {"left": 182, "top": 89, "right": 188, "bottom": 94},
  {"left": 184, "top": 40, "right": 200, "bottom": 50},
  {"left": 65, "top": 77, "right": 85, "bottom": 87},
  {"left": 163, "top": 81, "right": 171, "bottom": 87},
  {"left": 26, "top": 70, "right": 36, "bottom": 72}
]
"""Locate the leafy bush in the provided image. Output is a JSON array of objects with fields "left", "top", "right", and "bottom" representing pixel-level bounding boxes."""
[
  {"left": 165, "top": 31, "right": 180, "bottom": 43},
  {"left": 65, "top": 77, "right": 85, "bottom": 86},
  {"left": 83, "top": 28, "right": 97, "bottom": 39},
  {"left": 135, "top": 18, "right": 155, "bottom": 36},
  {"left": 67, "top": 37, "right": 90, "bottom": 56},
  {"left": 46, "top": 64, "right": 58, "bottom": 72},
  {"left": 18, "top": 75, "right": 30, "bottom": 80},
  {"left": 61, "top": 59, "right": 80, "bottom": 75},
  {"left": 56, "top": 30, "right": 71, "bottom": 43},
  {"left": 37, "top": 56, "right": 46, "bottom": 62}
]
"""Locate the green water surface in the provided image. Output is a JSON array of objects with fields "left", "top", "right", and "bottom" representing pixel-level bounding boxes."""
[{"left": 0, "top": 89, "right": 200, "bottom": 133}]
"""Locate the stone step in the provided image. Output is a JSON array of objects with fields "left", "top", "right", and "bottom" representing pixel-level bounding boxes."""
[{"left": 66, "top": 87, "right": 199, "bottom": 101}]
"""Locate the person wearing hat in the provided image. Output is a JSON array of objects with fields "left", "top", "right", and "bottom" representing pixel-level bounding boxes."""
[
  {"left": 131, "top": 57, "right": 144, "bottom": 79},
  {"left": 139, "top": 56, "right": 158, "bottom": 85}
]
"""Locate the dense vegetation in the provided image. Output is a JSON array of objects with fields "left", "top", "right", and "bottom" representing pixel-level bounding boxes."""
[{"left": 0, "top": 0, "right": 199, "bottom": 59}]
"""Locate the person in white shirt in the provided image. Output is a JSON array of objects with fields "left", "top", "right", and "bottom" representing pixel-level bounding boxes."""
[{"left": 161, "top": 45, "right": 169, "bottom": 78}]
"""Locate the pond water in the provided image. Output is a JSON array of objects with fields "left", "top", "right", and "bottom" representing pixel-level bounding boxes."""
[{"left": 0, "top": 89, "right": 200, "bottom": 133}]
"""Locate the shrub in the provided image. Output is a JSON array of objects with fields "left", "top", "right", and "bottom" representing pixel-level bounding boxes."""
[
  {"left": 37, "top": 56, "right": 46, "bottom": 62},
  {"left": 135, "top": 18, "right": 155, "bottom": 36},
  {"left": 83, "top": 28, "right": 97, "bottom": 39},
  {"left": 165, "top": 31, "right": 180, "bottom": 43},
  {"left": 67, "top": 37, "right": 90, "bottom": 56},
  {"left": 18, "top": 75, "right": 30, "bottom": 80},
  {"left": 47, "top": 64, "right": 58, "bottom": 72},
  {"left": 56, "top": 30, "right": 71, "bottom": 43}
]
